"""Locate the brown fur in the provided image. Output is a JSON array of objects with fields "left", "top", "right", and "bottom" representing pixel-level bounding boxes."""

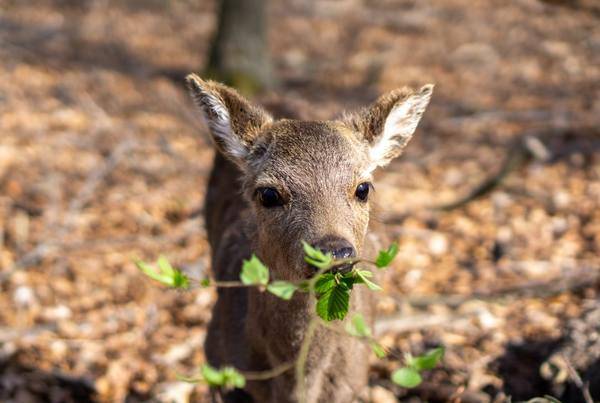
[{"left": 186, "top": 75, "right": 432, "bottom": 403}]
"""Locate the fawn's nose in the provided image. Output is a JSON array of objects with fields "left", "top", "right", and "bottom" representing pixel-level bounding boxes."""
[{"left": 312, "top": 236, "right": 356, "bottom": 260}]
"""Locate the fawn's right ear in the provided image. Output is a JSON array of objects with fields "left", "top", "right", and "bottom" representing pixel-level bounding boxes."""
[
  {"left": 186, "top": 74, "right": 273, "bottom": 166},
  {"left": 346, "top": 84, "right": 433, "bottom": 172}
]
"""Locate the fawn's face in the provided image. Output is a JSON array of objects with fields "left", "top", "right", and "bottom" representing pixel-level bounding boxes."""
[
  {"left": 187, "top": 76, "right": 432, "bottom": 280},
  {"left": 244, "top": 120, "right": 372, "bottom": 279}
]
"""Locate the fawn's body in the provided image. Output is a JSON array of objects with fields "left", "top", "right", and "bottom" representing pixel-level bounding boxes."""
[
  {"left": 205, "top": 152, "right": 373, "bottom": 402},
  {"left": 188, "top": 76, "right": 432, "bottom": 402}
]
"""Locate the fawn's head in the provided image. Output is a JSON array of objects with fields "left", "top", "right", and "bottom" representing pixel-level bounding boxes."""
[{"left": 187, "top": 75, "right": 432, "bottom": 280}]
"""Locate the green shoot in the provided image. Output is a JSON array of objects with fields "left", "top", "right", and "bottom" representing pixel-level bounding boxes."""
[
  {"left": 179, "top": 364, "right": 245, "bottom": 389},
  {"left": 302, "top": 241, "right": 333, "bottom": 270},
  {"left": 136, "top": 256, "right": 189, "bottom": 289},
  {"left": 375, "top": 242, "right": 399, "bottom": 268},
  {"left": 392, "top": 346, "right": 445, "bottom": 388},
  {"left": 267, "top": 281, "right": 298, "bottom": 300},
  {"left": 240, "top": 254, "right": 269, "bottom": 286}
]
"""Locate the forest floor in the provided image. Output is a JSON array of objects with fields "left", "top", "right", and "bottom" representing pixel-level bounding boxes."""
[{"left": 0, "top": 0, "right": 599, "bottom": 402}]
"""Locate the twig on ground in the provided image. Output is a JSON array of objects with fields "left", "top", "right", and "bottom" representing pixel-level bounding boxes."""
[
  {"left": 561, "top": 353, "right": 594, "bottom": 403},
  {"left": 432, "top": 137, "right": 529, "bottom": 211},
  {"left": 396, "top": 267, "right": 599, "bottom": 309},
  {"left": 375, "top": 267, "right": 599, "bottom": 336},
  {"left": 375, "top": 312, "right": 471, "bottom": 336}
]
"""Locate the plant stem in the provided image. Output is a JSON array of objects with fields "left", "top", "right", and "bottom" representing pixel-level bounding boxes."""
[
  {"left": 242, "top": 361, "right": 295, "bottom": 381},
  {"left": 294, "top": 316, "right": 319, "bottom": 403}
]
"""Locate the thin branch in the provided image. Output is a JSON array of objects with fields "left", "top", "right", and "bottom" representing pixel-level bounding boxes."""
[
  {"left": 242, "top": 361, "right": 295, "bottom": 381},
  {"left": 433, "top": 138, "right": 528, "bottom": 211},
  {"left": 294, "top": 261, "right": 334, "bottom": 403},
  {"left": 319, "top": 320, "right": 404, "bottom": 361},
  {"left": 375, "top": 312, "right": 470, "bottom": 336},
  {"left": 181, "top": 361, "right": 296, "bottom": 384},
  {"left": 561, "top": 353, "right": 594, "bottom": 403},
  {"left": 375, "top": 268, "right": 599, "bottom": 336},
  {"left": 295, "top": 317, "right": 319, "bottom": 403},
  {"left": 394, "top": 267, "right": 599, "bottom": 309},
  {"left": 185, "top": 258, "right": 380, "bottom": 290}
]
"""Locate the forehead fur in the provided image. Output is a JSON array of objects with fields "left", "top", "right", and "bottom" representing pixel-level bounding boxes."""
[{"left": 248, "top": 120, "right": 369, "bottom": 185}]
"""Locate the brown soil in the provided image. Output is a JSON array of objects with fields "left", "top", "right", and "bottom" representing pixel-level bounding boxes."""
[{"left": 0, "top": 0, "right": 598, "bottom": 402}]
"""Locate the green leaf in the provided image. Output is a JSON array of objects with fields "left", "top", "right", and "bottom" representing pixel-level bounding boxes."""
[
  {"left": 221, "top": 367, "right": 246, "bottom": 388},
  {"left": 375, "top": 243, "right": 399, "bottom": 268},
  {"left": 355, "top": 270, "right": 382, "bottom": 291},
  {"left": 200, "top": 364, "right": 246, "bottom": 389},
  {"left": 370, "top": 342, "right": 387, "bottom": 358},
  {"left": 136, "top": 257, "right": 189, "bottom": 289},
  {"left": 200, "top": 278, "right": 211, "bottom": 287},
  {"left": 339, "top": 272, "right": 358, "bottom": 289},
  {"left": 345, "top": 314, "right": 386, "bottom": 357},
  {"left": 392, "top": 367, "right": 422, "bottom": 388},
  {"left": 345, "top": 314, "right": 371, "bottom": 338},
  {"left": 201, "top": 364, "right": 225, "bottom": 386},
  {"left": 157, "top": 255, "right": 174, "bottom": 274},
  {"left": 316, "top": 282, "right": 350, "bottom": 321},
  {"left": 302, "top": 241, "right": 333, "bottom": 270},
  {"left": 240, "top": 255, "right": 269, "bottom": 286},
  {"left": 136, "top": 260, "right": 165, "bottom": 282},
  {"left": 407, "top": 347, "right": 445, "bottom": 371},
  {"left": 267, "top": 281, "right": 298, "bottom": 300},
  {"left": 314, "top": 273, "right": 336, "bottom": 294},
  {"left": 172, "top": 269, "right": 190, "bottom": 288}
]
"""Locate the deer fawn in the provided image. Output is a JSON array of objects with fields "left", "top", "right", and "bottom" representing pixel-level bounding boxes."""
[{"left": 186, "top": 75, "right": 432, "bottom": 403}]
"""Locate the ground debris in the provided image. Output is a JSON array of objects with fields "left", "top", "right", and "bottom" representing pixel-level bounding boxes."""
[{"left": 0, "top": 0, "right": 598, "bottom": 401}]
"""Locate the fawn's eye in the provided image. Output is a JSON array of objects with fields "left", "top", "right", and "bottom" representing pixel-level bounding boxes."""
[
  {"left": 257, "top": 187, "right": 285, "bottom": 208},
  {"left": 355, "top": 182, "right": 371, "bottom": 202}
]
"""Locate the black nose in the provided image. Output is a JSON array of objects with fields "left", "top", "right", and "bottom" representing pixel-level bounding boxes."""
[{"left": 312, "top": 236, "right": 356, "bottom": 260}]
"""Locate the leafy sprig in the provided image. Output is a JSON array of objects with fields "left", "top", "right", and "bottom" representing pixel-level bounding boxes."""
[
  {"left": 391, "top": 347, "right": 445, "bottom": 388},
  {"left": 345, "top": 314, "right": 387, "bottom": 358},
  {"left": 301, "top": 240, "right": 334, "bottom": 269},
  {"left": 137, "top": 241, "right": 398, "bottom": 322},
  {"left": 375, "top": 242, "right": 399, "bottom": 268},
  {"left": 138, "top": 241, "right": 446, "bottom": 394},
  {"left": 240, "top": 254, "right": 269, "bottom": 286},
  {"left": 179, "top": 364, "right": 245, "bottom": 389},
  {"left": 135, "top": 255, "right": 189, "bottom": 289}
]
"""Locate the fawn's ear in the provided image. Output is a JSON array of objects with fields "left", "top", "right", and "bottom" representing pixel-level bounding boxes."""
[
  {"left": 347, "top": 84, "right": 433, "bottom": 171},
  {"left": 186, "top": 74, "right": 272, "bottom": 165}
]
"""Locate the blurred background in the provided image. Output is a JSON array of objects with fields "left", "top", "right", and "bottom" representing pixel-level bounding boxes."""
[{"left": 0, "top": 0, "right": 599, "bottom": 402}]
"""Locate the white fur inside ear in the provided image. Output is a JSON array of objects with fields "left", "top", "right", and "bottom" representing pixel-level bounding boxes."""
[
  {"left": 369, "top": 86, "right": 432, "bottom": 169},
  {"left": 190, "top": 84, "right": 248, "bottom": 159}
]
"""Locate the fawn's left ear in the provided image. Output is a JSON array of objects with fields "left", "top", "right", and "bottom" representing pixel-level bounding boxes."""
[
  {"left": 347, "top": 84, "right": 433, "bottom": 171},
  {"left": 186, "top": 74, "right": 272, "bottom": 166}
]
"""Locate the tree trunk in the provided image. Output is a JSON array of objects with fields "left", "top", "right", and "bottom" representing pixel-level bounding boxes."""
[{"left": 207, "top": 0, "right": 272, "bottom": 93}]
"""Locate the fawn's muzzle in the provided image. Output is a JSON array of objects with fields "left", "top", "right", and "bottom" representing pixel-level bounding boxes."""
[{"left": 312, "top": 236, "right": 356, "bottom": 260}]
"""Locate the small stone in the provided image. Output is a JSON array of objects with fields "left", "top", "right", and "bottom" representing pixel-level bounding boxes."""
[
  {"left": 13, "top": 285, "right": 37, "bottom": 308},
  {"left": 370, "top": 385, "right": 397, "bottom": 403},
  {"left": 428, "top": 233, "right": 448, "bottom": 255},
  {"left": 376, "top": 296, "right": 397, "bottom": 315},
  {"left": 477, "top": 308, "right": 501, "bottom": 330},
  {"left": 402, "top": 268, "right": 422, "bottom": 288},
  {"left": 42, "top": 305, "right": 72, "bottom": 321},
  {"left": 553, "top": 191, "right": 570, "bottom": 209},
  {"left": 50, "top": 340, "right": 68, "bottom": 360},
  {"left": 159, "top": 343, "right": 192, "bottom": 365},
  {"left": 156, "top": 381, "right": 195, "bottom": 403}
]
